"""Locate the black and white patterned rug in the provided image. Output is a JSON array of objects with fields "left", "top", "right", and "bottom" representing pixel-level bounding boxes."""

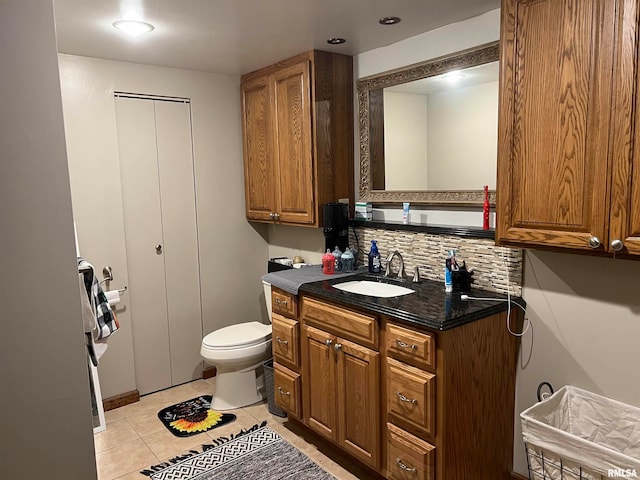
[{"left": 141, "top": 422, "right": 336, "bottom": 479}]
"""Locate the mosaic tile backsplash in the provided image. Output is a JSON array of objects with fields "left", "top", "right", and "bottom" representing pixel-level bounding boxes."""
[{"left": 349, "top": 226, "right": 523, "bottom": 296}]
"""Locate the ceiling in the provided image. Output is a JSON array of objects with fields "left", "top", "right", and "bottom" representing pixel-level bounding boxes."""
[{"left": 53, "top": 0, "right": 500, "bottom": 76}]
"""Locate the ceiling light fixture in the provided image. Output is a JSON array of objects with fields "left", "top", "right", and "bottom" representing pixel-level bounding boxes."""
[
  {"left": 112, "top": 19, "right": 155, "bottom": 36},
  {"left": 327, "top": 37, "right": 346, "bottom": 45},
  {"left": 379, "top": 16, "right": 401, "bottom": 25},
  {"left": 439, "top": 71, "right": 466, "bottom": 84}
]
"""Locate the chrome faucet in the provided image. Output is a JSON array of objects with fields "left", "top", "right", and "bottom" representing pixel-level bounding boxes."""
[{"left": 384, "top": 250, "right": 405, "bottom": 279}]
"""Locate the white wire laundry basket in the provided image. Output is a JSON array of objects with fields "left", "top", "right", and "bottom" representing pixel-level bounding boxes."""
[{"left": 521, "top": 384, "right": 640, "bottom": 480}]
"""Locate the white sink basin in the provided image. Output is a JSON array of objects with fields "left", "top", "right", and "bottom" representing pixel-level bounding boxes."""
[{"left": 332, "top": 280, "right": 415, "bottom": 298}]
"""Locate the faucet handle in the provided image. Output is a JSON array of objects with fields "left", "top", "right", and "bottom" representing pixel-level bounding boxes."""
[{"left": 412, "top": 265, "right": 425, "bottom": 283}]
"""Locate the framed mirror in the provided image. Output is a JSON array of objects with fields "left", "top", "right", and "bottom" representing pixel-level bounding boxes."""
[{"left": 357, "top": 41, "right": 499, "bottom": 205}]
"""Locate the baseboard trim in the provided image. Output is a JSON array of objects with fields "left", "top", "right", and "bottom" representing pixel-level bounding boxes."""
[
  {"left": 512, "top": 472, "right": 528, "bottom": 480},
  {"left": 103, "top": 390, "right": 140, "bottom": 411},
  {"left": 202, "top": 366, "right": 217, "bottom": 379}
]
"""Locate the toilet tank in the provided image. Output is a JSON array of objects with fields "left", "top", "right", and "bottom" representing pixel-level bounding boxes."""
[{"left": 262, "top": 280, "right": 272, "bottom": 322}]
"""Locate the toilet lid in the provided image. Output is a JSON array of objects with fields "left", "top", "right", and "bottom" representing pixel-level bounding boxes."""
[{"left": 202, "top": 321, "right": 271, "bottom": 349}]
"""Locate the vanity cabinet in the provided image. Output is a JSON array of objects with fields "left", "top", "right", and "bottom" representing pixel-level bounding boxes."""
[
  {"left": 497, "top": 0, "right": 640, "bottom": 256},
  {"left": 301, "top": 297, "right": 381, "bottom": 470},
  {"left": 270, "top": 288, "right": 302, "bottom": 419},
  {"left": 241, "top": 50, "right": 354, "bottom": 226},
  {"left": 271, "top": 287, "right": 520, "bottom": 480},
  {"left": 382, "top": 313, "right": 519, "bottom": 480}
]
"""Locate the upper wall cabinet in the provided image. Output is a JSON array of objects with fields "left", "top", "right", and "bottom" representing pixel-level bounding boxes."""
[
  {"left": 241, "top": 50, "right": 354, "bottom": 226},
  {"left": 497, "top": 0, "right": 640, "bottom": 256}
]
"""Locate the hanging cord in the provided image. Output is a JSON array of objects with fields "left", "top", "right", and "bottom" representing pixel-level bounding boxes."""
[
  {"left": 461, "top": 253, "right": 531, "bottom": 337},
  {"left": 351, "top": 224, "right": 361, "bottom": 256}
]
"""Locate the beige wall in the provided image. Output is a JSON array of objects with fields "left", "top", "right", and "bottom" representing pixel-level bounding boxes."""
[
  {"left": 0, "top": 2, "right": 97, "bottom": 478},
  {"left": 383, "top": 91, "right": 428, "bottom": 190},
  {"left": 427, "top": 81, "right": 498, "bottom": 190},
  {"left": 60, "top": 55, "right": 269, "bottom": 398}
]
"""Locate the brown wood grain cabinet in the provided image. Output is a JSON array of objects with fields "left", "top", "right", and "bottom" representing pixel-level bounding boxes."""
[
  {"left": 301, "top": 316, "right": 381, "bottom": 469},
  {"left": 497, "top": 0, "right": 640, "bottom": 256},
  {"left": 241, "top": 50, "right": 354, "bottom": 226},
  {"left": 270, "top": 288, "right": 302, "bottom": 419},
  {"left": 271, "top": 290, "right": 520, "bottom": 480}
]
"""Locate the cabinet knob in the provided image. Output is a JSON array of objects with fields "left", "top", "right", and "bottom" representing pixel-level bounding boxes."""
[
  {"left": 334, "top": 343, "right": 342, "bottom": 351},
  {"left": 274, "top": 213, "right": 280, "bottom": 220},
  {"left": 155, "top": 244, "right": 163, "bottom": 254},
  {"left": 269, "top": 213, "right": 275, "bottom": 219},
  {"left": 588, "top": 237, "right": 600, "bottom": 249},
  {"left": 324, "top": 339, "right": 333, "bottom": 346},
  {"left": 276, "top": 336, "right": 288, "bottom": 345},
  {"left": 611, "top": 239, "right": 624, "bottom": 252}
]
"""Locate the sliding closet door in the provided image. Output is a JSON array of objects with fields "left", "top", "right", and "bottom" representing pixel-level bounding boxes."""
[{"left": 116, "top": 96, "right": 202, "bottom": 395}]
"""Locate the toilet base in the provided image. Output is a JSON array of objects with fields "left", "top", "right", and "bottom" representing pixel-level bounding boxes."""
[{"left": 210, "top": 369, "right": 266, "bottom": 411}]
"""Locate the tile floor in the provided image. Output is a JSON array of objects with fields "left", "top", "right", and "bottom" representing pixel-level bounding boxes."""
[{"left": 94, "top": 378, "right": 378, "bottom": 480}]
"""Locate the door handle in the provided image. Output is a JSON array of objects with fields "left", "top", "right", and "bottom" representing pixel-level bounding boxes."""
[{"left": 155, "top": 244, "right": 163, "bottom": 254}]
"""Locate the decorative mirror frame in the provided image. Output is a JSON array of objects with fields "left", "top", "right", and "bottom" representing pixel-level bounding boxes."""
[{"left": 357, "top": 41, "right": 500, "bottom": 206}]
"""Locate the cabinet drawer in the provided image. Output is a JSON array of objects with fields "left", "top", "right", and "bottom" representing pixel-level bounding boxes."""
[
  {"left": 272, "top": 288, "right": 297, "bottom": 318},
  {"left": 302, "top": 296, "right": 378, "bottom": 349},
  {"left": 386, "top": 358, "right": 435, "bottom": 438},
  {"left": 386, "top": 323, "right": 435, "bottom": 371},
  {"left": 273, "top": 363, "right": 301, "bottom": 418},
  {"left": 272, "top": 313, "right": 299, "bottom": 369},
  {"left": 386, "top": 423, "right": 435, "bottom": 480}
]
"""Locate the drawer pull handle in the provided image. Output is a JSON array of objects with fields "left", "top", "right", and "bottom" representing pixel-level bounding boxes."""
[
  {"left": 396, "top": 458, "right": 417, "bottom": 472},
  {"left": 396, "top": 391, "right": 418, "bottom": 405},
  {"left": 277, "top": 387, "right": 290, "bottom": 396},
  {"left": 396, "top": 339, "right": 417, "bottom": 350},
  {"left": 276, "top": 336, "right": 288, "bottom": 345},
  {"left": 275, "top": 298, "right": 288, "bottom": 306}
]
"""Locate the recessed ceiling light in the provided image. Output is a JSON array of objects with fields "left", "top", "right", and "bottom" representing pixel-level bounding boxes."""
[
  {"left": 327, "top": 38, "right": 346, "bottom": 45},
  {"left": 439, "top": 71, "right": 467, "bottom": 84},
  {"left": 379, "top": 16, "right": 401, "bottom": 25},
  {"left": 112, "top": 19, "right": 155, "bottom": 36}
]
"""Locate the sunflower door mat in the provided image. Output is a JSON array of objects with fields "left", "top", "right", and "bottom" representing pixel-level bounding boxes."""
[{"left": 157, "top": 395, "right": 235, "bottom": 437}]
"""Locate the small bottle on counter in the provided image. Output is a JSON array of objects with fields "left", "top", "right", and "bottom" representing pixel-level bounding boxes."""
[
  {"left": 322, "top": 249, "right": 335, "bottom": 274},
  {"left": 368, "top": 240, "right": 381, "bottom": 273},
  {"left": 341, "top": 247, "right": 354, "bottom": 273},
  {"left": 445, "top": 249, "right": 455, "bottom": 292},
  {"left": 332, "top": 246, "right": 343, "bottom": 272}
]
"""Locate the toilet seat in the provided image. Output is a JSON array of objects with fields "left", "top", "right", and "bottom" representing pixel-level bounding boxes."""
[{"left": 202, "top": 321, "right": 271, "bottom": 350}]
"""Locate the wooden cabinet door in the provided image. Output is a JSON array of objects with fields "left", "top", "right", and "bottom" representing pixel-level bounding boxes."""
[
  {"left": 497, "top": 0, "right": 618, "bottom": 251},
  {"left": 242, "top": 73, "right": 276, "bottom": 221},
  {"left": 610, "top": 0, "right": 640, "bottom": 255},
  {"left": 273, "top": 61, "right": 314, "bottom": 224},
  {"left": 336, "top": 338, "right": 380, "bottom": 469},
  {"left": 303, "top": 325, "right": 338, "bottom": 442}
]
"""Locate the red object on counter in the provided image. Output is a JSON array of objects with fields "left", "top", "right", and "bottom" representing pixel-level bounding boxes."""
[
  {"left": 483, "top": 185, "right": 490, "bottom": 230},
  {"left": 322, "top": 249, "right": 335, "bottom": 274}
]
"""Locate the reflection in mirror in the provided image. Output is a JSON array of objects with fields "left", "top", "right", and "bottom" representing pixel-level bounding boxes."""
[
  {"left": 358, "top": 42, "right": 499, "bottom": 205},
  {"left": 381, "top": 62, "right": 498, "bottom": 191}
]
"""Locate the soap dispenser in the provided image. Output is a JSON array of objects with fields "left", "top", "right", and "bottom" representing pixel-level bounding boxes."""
[{"left": 368, "top": 240, "right": 381, "bottom": 273}]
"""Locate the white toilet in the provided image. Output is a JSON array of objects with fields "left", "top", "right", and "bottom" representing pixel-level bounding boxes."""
[{"left": 200, "top": 281, "right": 273, "bottom": 410}]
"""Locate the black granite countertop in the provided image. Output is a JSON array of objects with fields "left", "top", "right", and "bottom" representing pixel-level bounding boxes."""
[{"left": 298, "top": 273, "right": 525, "bottom": 332}]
